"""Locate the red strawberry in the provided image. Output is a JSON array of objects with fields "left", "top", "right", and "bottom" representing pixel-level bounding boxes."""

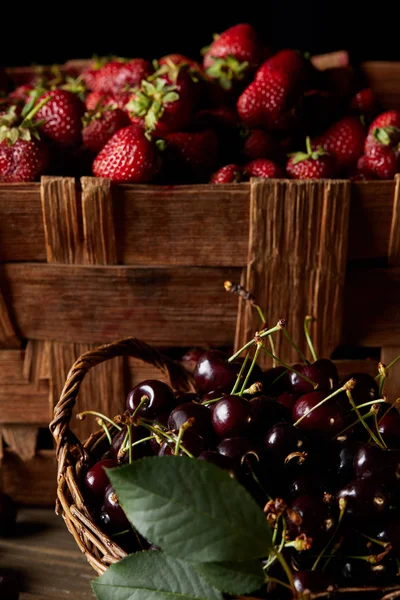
[
  {"left": 287, "top": 137, "right": 337, "bottom": 179},
  {"left": 85, "top": 91, "right": 130, "bottom": 112},
  {"left": 242, "top": 129, "right": 281, "bottom": 161},
  {"left": 349, "top": 155, "right": 377, "bottom": 181},
  {"left": 368, "top": 110, "right": 400, "bottom": 132},
  {"left": 34, "top": 89, "right": 85, "bottom": 147},
  {"left": 126, "top": 66, "right": 196, "bottom": 135},
  {"left": 92, "top": 59, "right": 152, "bottom": 96},
  {"left": 256, "top": 49, "right": 308, "bottom": 84},
  {"left": 203, "top": 23, "right": 262, "bottom": 89},
  {"left": 92, "top": 125, "right": 161, "bottom": 182},
  {"left": 312, "top": 116, "right": 365, "bottom": 170},
  {"left": 0, "top": 105, "right": 49, "bottom": 182},
  {"left": 364, "top": 110, "right": 400, "bottom": 156},
  {"left": 350, "top": 88, "right": 377, "bottom": 118},
  {"left": 82, "top": 106, "right": 130, "bottom": 154},
  {"left": 364, "top": 144, "right": 400, "bottom": 180},
  {"left": 159, "top": 54, "right": 202, "bottom": 74},
  {"left": 210, "top": 164, "right": 242, "bottom": 183},
  {"left": 244, "top": 158, "right": 284, "bottom": 179},
  {"left": 8, "top": 84, "right": 35, "bottom": 104},
  {"left": 163, "top": 129, "right": 218, "bottom": 183}
]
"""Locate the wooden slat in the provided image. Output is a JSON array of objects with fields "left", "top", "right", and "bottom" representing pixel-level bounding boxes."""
[
  {"left": 81, "top": 177, "right": 117, "bottom": 265},
  {"left": 335, "top": 359, "right": 380, "bottom": 380},
  {"left": 0, "top": 380, "right": 50, "bottom": 424},
  {"left": 344, "top": 266, "right": 400, "bottom": 346},
  {"left": 1, "top": 450, "right": 56, "bottom": 505},
  {"left": 361, "top": 61, "right": 400, "bottom": 110},
  {"left": 4, "top": 263, "right": 240, "bottom": 346},
  {"left": 40, "top": 176, "right": 82, "bottom": 264},
  {"left": 0, "top": 425, "right": 38, "bottom": 461},
  {"left": 381, "top": 347, "right": 400, "bottom": 403},
  {"left": 0, "top": 288, "right": 21, "bottom": 348},
  {"left": 236, "top": 179, "right": 351, "bottom": 367},
  {"left": 0, "top": 349, "right": 26, "bottom": 383},
  {"left": 388, "top": 174, "right": 400, "bottom": 265}
]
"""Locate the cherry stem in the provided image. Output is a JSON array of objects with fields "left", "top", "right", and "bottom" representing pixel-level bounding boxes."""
[
  {"left": 76, "top": 410, "right": 122, "bottom": 431},
  {"left": 274, "top": 549, "right": 295, "bottom": 593},
  {"left": 97, "top": 419, "right": 112, "bottom": 445},
  {"left": 282, "top": 329, "right": 309, "bottom": 365},
  {"left": 127, "top": 425, "right": 133, "bottom": 464},
  {"left": 121, "top": 435, "right": 155, "bottom": 456},
  {"left": 260, "top": 344, "right": 317, "bottom": 390},
  {"left": 346, "top": 388, "right": 386, "bottom": 449},
  {"left": 304, "top": 315, "right": 318, "bottom": 362},
  {"left": 239, "top": 345, "right": 261, "bottom": 395},
  {"left": 264, "top": 576, "right": 292, "bottom": 591},
  {"left": 131, "top": 395, "right": 149, "bottom": 420},
  {"left": 293, "top": 384, "right": 346, "bottom": 428},
  {"left": 355, "top": 530, "right": 391, "bottom": 549},
  {"left": 375, "top": 353, "right": 400, "bottom": 379},
  {"left": 373, "top": 411, "right": 388, "bottom": 449},
  {"left": 201, "top": 395, "right": 223, "bottom": 406},
  {"left": 228, "top": 324, "right": 281, "bottom": 362},
  {"left": 351, "top": 399, "right": 386, "bottom": 411},
  {"left": 231, "top": 351, "right": 250, "bottom": 394},
  {"left": 333, "top": 411, "right": 373, "bottom": 440},
  {"left": 141, "top": 422, "right": 194, "bottom": 458},
  {"left": 174, "top": 420, "right": 192, "bottom": 456},
  {"left": 378, "top": 399, "right": 400, "bottom": 426},
  {"left": 312, "top": 499, "right": 347, "bottom": 571}
]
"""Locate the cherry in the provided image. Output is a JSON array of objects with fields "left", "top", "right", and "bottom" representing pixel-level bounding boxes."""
[
  {"left": 287, "top": 494, "right": 336, "bottom": 545},
  {"left": 339, "top": 372, "right": 379, "bottom": 405},
  {"left": 84, "top": 458, "right": 116, "bottom": 501},
  {"left": 288, "top": 362, "right": 332, "bottom": 396},
  {"left": 180, "top": 347, "right": 204, "bottom": 373},
  {"left": 198, "top": 450, "right": 236, "bottom": 473},
  {"left": 378, "top": 410, "right": 400, "bottom": 447},
  {"left": 264, "top": 423, "right": 306, "bottom": 462},
  {"left": 287, "top": 472, "right": 330, "bottom": 501},
  {"left": 353, "top": 444, "right": 400, "bottom": 484},
  {"left": 158, "top": 430, "right": 205, "bottom": 457},
  {"left": 217, "top": 437, "right": 257, "bottom": 464},
  {"left": 292, "top": 391, "right": 345, "bottom": 435},
  {"left": 0, "top": 569, "right": 19, "bottom": 600},
  {"left": 111, "top": 426, "right": 152, "bottom": 463},
  {"left": 313, "top": 358, "right": 339, "bottom": 385},
  {"left": 126, "top": 379, "right": 175, "bottom": 417},
  {"left": 194, "top": 350, "right": 241, "bottom": 394},
  {"left": 337, "top": 478, "right": 390, "bottom": 520},
  {"left": 249, "top": 395, "right": 290, "bottom": 436},
  {"left": 293, "top": 570, "right": 333, "bottom": 594},
  {"left": 0, "top": 492, "right": 17, "bottom": 537},
  {"left": 104, "top": 484, "right": 131, "bottom": 531},
  {"left": 212, "top": 395, "right": 251, "bottom": 438},
  {"left": 276, "top": 391, "right": 297, "bottom": 411},
  {"left": 377, "top": 520, "right": 400, "bottom": 555},
  {"left": 236, "top": 357, "right": 264, "bottom": 387},
  {"left": 262, "top": 366, "right": 288, "bottom": 396},
  {"left": 168, "top": 402, "right": 213, "bottom": 440},
  {"left": 327, "top": 439, "right": 362, "bottom": 486}
]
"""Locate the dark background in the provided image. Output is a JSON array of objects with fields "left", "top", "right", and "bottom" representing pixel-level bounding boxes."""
[{"left": 2, "top": 1, "right": 400, "bottom": 67}]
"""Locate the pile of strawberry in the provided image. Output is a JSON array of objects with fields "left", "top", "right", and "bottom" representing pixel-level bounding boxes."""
[{"left": 1, "top": 23, "right": 399, "bottom": 184}]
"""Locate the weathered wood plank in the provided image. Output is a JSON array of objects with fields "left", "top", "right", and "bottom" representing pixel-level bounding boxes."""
[
  {"left": 388, "top": 175, "right": 400, "bottom": 265},
  {"left": 236, "top": 179, "right": 351, "bottom": 366},
  {"left": 0, "top": 349, "right": 26, "bottom": 383},
  {"left": 0, "top": 381, "right": 50, "bottom": 424},
  {"left": 81, "top": 177, "right": 117, "bottom": 265},
  {"left": 0, "top": 425, "right": 38, "bottom": 460},
  {"left": 2, "top": 450, "right": 56, "bottom": 505},
  {"left": 361, "top": 61, "right": 400, "bottom": 110},
  {"left": 3, "top": 263, "right": 240, "bottom": 346}
]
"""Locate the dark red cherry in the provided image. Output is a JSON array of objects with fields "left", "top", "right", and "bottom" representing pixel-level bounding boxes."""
[
  {"left": 287, "top": 472, "right": 330, "bottom": 501},
  {"left": 0, "top": 569, "right": 19, "bottom": 600},
  {"left": 84, "top": 458, "right": 116, "bottom": 501},
  {"left": 0, "top": 492, "right": 17, "bottom": 536},
  {"left": 168, "top": 402, "right": 213, "bottom": 439},
  {"left": 276, "top": 392, "right": 297, "bottom": 411},
  {"left": 293, "top": 570, "right": 333, "bottom": 594},
  {"left": 217, "top": 437, "right": 257, "bottom": 464},
  {"left": 337, "top": 478, "right": 390, "bottom": 519},
  {"left": 328, "top": 439, "right": 362, "bottom": 486},
  {"left": 287, "top": 495, "right": 336, "bottom": 544},
  {"left": 159, "top": 429, "right": 205, "bottom": 457},
  {"left": 289, "top": 363, "right": 331, "bottom": 396},
  {"left": 379, "top": 410, "right": 400, "bottom": 447},
  {"left": 194, "top": 350, "right": 241, "bottom": 394},
  {"left": 249, "top": 395, "right": 290, "bottom": 436},
  {"left": 264, "top": 423, "right": 306, "bottom": 462},
  {"left": 104, "top": 484, "right": 130, "bottom": 530},
  {"left": 126, "top": 379, "right": 175, "bottom": 416},
  {"left": 292, "top": 391, "right": 345, "bottom": 435},
  {"left": 313, "top": 358, "right": 338, "bottom": 385},
  {"left": 180, "top": 347, "right": 204, "bottom": 374},
  {"left": 198, "top": 450, "right": 236, "bottom": 473},
  {"left": 212, "top": 395, "right": 251, "bottom": 438},
  {"left": 377, "top": 520, "right": 400, "bottom": 555},
  {"left": 339, "top": 372, "right": 379, "bottom": 405},
  {"left": 111, "top": 426, "right": 152, "bottom": 463},
  {"left": 262, "top": 366, "right": 287, "bottom": 396}
]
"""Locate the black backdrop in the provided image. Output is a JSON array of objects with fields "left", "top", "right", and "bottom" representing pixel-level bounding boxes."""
[{"left": 2, "top": 1, "right": 400, "bottom": 68}]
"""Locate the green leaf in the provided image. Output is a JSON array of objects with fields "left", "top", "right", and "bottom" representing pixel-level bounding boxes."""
[
  {"left": 106, "top": 456, "right": 272, "bottom": 563},
  {"left": 92, "top": 551, "right": 223, "bottom": 600},
  {"left": 193, "top": 560, "right": 265, "bottom": 595},
  {"left": 163, "top": 92, "right": 179, "bottom": 104}
]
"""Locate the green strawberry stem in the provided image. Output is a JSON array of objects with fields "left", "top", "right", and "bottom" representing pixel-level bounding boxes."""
[
  {"left": 20, "top": 95, "right": 51, "bottom": 126},
  {"left": 346, "top": 387, "right": 385, "bottom": 449},
  {"left": 260, "top": 344, "right": 317, "bottom": 388},
  {"left": 306, "top": 136, "right": 313, "bottom": 155},
  {"left": 76, "top": 410, "right": 122, "bottom": 431},
  {"left": 311, "top": 498, "right": 347, "bottom": 571},
  {"left": 304, "top": 315, "right": 318, "bottom": 362},
  {"left": 228, "top": 324, "right": 281, "bottom": 362},
  {"left": 293, "top": 384, "right": 347, "bottom": 428},
  {"left": 239, "top": 345, "right": 262, "bottom": 394},
  {"left": 230, "top": 350, "right": 250, "bottom": 394}
]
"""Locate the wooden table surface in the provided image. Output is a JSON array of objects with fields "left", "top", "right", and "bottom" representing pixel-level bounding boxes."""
[{"left": 0, "top": 508, "right": 95, "bottom": 599}]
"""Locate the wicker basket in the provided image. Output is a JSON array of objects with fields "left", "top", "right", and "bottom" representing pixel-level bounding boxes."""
[{"left": 50, "top": 338, "right": 400, "bottom": 600}]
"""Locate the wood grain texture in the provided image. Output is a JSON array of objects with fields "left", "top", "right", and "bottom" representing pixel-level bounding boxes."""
[
  {"left": 236, "top": 179, "right": 351, "bottom": 367},
  {"left": 3, "top": 263, "right": 240, "bottom": 346},
  {"left": 0, "top": 425, "right": 38, "bottom": 461},
  {"left": 1, "top": 450, "right": 57, "bottom": 505},
  {"left": 0, "top": 380, "right": 50, "bottom": 424},
  {"left": 0, "top": 287, "right": 21, "bottom": 348},
  {"left": 381, "top": 347, "right": 400, "bottom": 403},
  {"left": 389, "top": 175, "right": 400, "bottom": 265},
  {"left": 344, "top": 266, "right": 400, "bottom": 346},
  {"left": 361, "top": 61, "right": 400, "bottom": 110},
  {"left": 0, "top": 349, "right": 26, "bottom": 383},
  {"left": 41, "top": 176, "right": 82, "bottom": 264},
  {"left": 81, "top": 177, "right": 117, "bottom": 265}
]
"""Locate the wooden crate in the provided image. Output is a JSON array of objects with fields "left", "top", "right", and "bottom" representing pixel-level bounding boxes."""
[{"left": 1, "top": 62, "right": 400, "bottom": 505}]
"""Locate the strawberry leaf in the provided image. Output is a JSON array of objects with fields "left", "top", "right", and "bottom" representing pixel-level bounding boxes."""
[
  {"left": 91, "top": 551, "right": 223, "bottom": 600},
  {"left": 192, "top": 560, "right": 265, "bottom": 595},
  {"left": 106, "top": 456, "right": 272, "bottom": 563}
]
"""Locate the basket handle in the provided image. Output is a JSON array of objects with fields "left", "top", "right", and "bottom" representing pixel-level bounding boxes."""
[{"left": 50, "top": 337, "right": 194, "bottom": 458}]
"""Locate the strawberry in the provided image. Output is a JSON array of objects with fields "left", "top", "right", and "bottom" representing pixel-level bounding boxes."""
[
  {"left": 364, "top": 110, "right": 400, "bottom": 159},
  {"left": 0, "top": 104, "right": 49, "bottom": 182},
  {"left": 312, "top": 116, "right": 365, "bottom": 171},
  {"left": 34, "top": 89, "right": 85, "bottom": 147},
  {"left": 287, "top": 137, "right": 337, "bottom": 179},
  {"left": 85, "top": 91, "right": 130, "bottom": 112},
  {"left": 92, "top": 125, "right": 161, "bottom": 182},
  {"left": 256, "top": 49, "right": 309, "bottom": 84},
  {"left": 364, "top": 144, "right": 400, "bottom": 180},
  {"left": 349, "top": 155, "right": 377, "bottom": 181},
  {"left": 159, "top": 54, "right": 202, "bottom": 78},
  {"left": 210, "top": 164, "right": 242, "bottom": 183},
  {"left": 82, "top": 106, "right": 130, "bottom": 154},
  {"left": 350, "top": 88, "right": 377, "bottom": 118},
  {"left": 368, "top": 109, "right": 400, "bottom": 132},
  {"left": 8, "top": 84, "right": 35, "bottom": 104},
  {"left": 92, "top": 59, "right": 152, "bottom": 95},
  {"left": 162, "top": 129, "right": 218, "bottom": 183},
  {"left": 242, "top": 129, "right": 281, "bottom": 161},
  {"left": 244, "top": 158, "right": 284, "bottom": 179},
  {"left": 203, "top": 23, "right": 262, "bottom": 90},
  {"left": 126, "top": 65, "right": 196, "bottom": 135}
]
